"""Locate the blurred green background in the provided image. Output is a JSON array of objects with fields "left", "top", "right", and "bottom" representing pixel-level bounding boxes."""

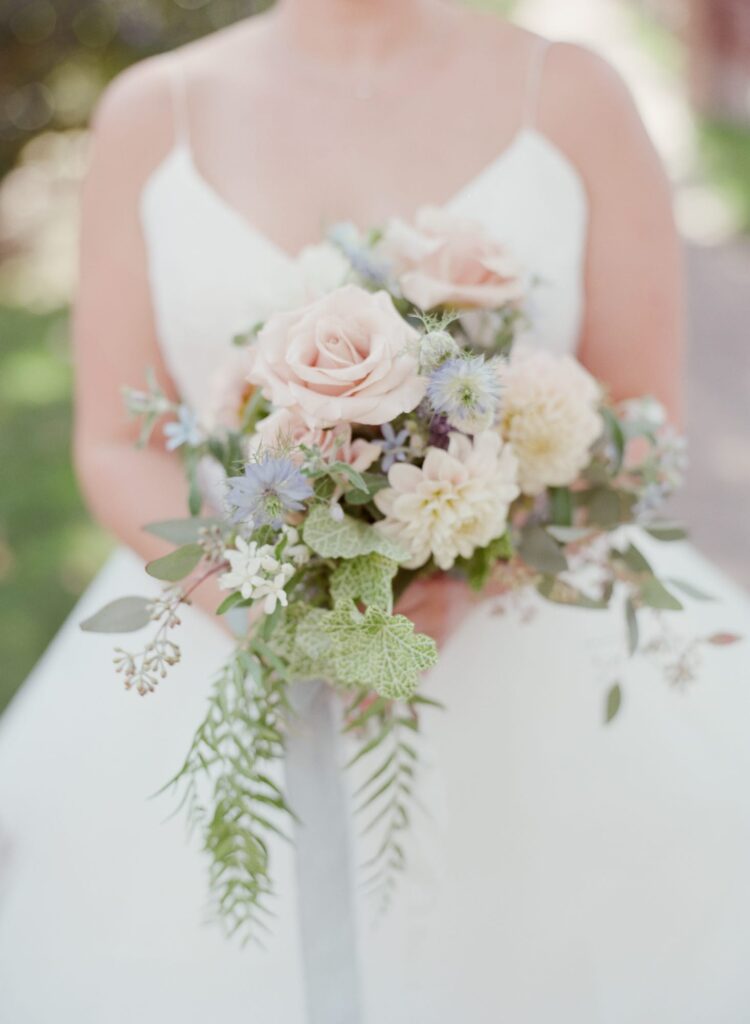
[{"left": 1, "top": 0, "right": 749, "bottom": 714}]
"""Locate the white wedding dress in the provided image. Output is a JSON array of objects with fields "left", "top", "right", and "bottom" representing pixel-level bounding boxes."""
[{"left": 2, "top": 44, "right": 750, "bottom": 1024}]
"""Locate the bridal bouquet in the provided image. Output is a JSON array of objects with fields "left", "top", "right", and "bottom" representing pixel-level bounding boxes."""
[{"left": 84, "top": 208, "right": 700, "bottom": 941}]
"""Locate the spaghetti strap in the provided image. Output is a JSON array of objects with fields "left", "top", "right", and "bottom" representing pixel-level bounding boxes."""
[
  {"left": 523, "top": 38, "right": 552, "bottom": 129},
  {"left": 166, "top": 60, "right": 191, "bottom": 148}
]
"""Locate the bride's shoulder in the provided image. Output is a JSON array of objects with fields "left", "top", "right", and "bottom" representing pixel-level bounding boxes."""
[
  {"left": 537, "top": 39, "right": 661, "bottom": 186},
  {"left": 87, "top": 18, "right": 265, "bottom": 174}
]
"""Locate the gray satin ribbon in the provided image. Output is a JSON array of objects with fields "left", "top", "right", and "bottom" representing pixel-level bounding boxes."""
[{"left": 285, "top": 680, "right": 363, "bottom": 1024}]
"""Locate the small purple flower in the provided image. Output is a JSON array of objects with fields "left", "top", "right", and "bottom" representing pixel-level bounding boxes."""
[
  {"left": 427, "top": 413, "right": 453, "bottom": 450},
  {"left": 226, "top": 455, "right": 313, "bottom": 527},
  {"left": 377, "top": 423, "right": 411, "bottom": 471},
  {"left": 164, "top": 405, "right": 204, "bottom": 451}
]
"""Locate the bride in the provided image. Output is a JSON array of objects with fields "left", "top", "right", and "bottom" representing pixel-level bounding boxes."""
[{"left": 2, "top": 1, "right": 749, "bottom": 1020}]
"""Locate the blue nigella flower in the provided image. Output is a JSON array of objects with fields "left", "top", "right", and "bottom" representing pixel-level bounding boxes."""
[
  {"left": 163, "top": 405, "right": 204, "bottom": 451},
  {"left": 377, "top": 423, "right": 411, "bottom": 472},
  {"left": 225, "top": 455, "right": 313, "bottom": 527},
  {"left": 328, "top": 222, "right": 391, "bottom": 288},
  {"left": 427, "top": 356, "right": 502, "bottom": 433}
]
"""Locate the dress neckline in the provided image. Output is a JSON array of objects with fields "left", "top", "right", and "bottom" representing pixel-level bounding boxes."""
[{"left": 141, "top": 127, "right": 585, "bottom": 267}]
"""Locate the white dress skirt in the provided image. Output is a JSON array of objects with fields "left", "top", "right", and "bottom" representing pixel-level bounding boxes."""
[{"left": 2, "top": 62, "right": 750, "bottom": 1023}]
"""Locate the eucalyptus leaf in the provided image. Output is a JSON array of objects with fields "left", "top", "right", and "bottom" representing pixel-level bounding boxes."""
[
  {"left": 537, "top": 577, "right": 610, "bottom": 609},
  {"left": 582, "top": 487, "right": 622, "bottom": 527},
  {"left": 146, "top": 543, "right": 203, "bottom": 582},
  {"left": 605, "top": 682, "right": 623, "bottom": 724},
  {"left": 625, "top": 597, "right": 639, "bottom": 656},
  {"left": 619, "top": 543, "right": 653, "bottom": 575},
  {"left": 645, "top": 522, "right": 688, "bottom": 542},
  {"left": 639, "top": 577, "right": 684, "bottom": 612},
  {"left": 80, "top": 596, "right": 152, "bottom": 633},
  {"left": 549, "top": 487, "right": 573, "bottom": 527},
  {"left": 517, "top": 524, "right": 568, "bottom": 574},
  {"left": 144, "top": 517, "right": 221, "bottom": 545}
]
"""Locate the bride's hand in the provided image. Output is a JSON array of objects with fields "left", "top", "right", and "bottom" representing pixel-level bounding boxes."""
[{"left": 394, "top": 574, "right": 478, "bottom": 651}]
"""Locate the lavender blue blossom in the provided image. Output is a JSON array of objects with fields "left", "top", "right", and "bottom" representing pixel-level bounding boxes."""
[
  {"left": 163, "top": 405, "right": 204, "bottom": 451},
  {"left": 427, "top": 355, "right": 502, "bottom": 433},
  {"left": 377, "top": 423, "right": 411, "bottom": 471},
  {"left": 225, "top": 455, "right": 313, "bottom": 527},
  {"left": 328, "top": 221, "right": 391, "bottom": 288}
]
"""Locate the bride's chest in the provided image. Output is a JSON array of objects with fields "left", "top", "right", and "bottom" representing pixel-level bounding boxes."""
[{"left": 139, "top": 132, "right": 589, "bottom": 414}]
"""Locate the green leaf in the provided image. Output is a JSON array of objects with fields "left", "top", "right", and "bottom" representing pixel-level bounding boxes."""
[
  {"left": 581, "top": 487, "right": 622, "bottom": 527},
  {"left": 545, "top": 526, "right": 598, "bottom": 544},
  {"left": 605, "top": 682, "right": 623, "bottom": 724},
  {"left": 625, "top": 597, "right": 639, "bottom": 656},
  {"left": 216, "top": 591, "right": 245, "bottom": 616},
  {"left": 321, "top": 603, "right": 438, "bottom": 699},
  {"left": 619, "top": 543, "right": 654, "bottom": 575},
  {"left": 600, "top": 407, "right": 626, "bottom": 473},
  {"left": 639, "top": 577, "right": 684, "bottom": 612},
  {"left": 330, "top": 554, "right": 398, "bottom": 612},
  {"left": 144, "top": 517, "right": 221, "bottom": 545},
  {"left": 303, "top": 505, "right": 407, "bottom": 562},
  {"left": 80, "top": 596, "right": 152, "bottom": 633},
  {"left": 536, "top": 577, "right": 610, "bottom": 609},
  {"left": 517, "top": 524, "right": 568, "bottom": 574},
  {"left": 146, "top": 543, "right": 203, "bottom": 582},
  {"left": 667, "top": 578, "right": 715, "bottom": 602},
  {"left": 326, "top": 461, "right": 368, "bottom": 494},
  {"left": 644, "top": 522, "right": 688, "bottom": 542},
  {"left": 455, "top": 533, "right": 513, "bottom": 591},
  {"left": 549, "top": 487, "right": 573, "bottom": 527}
]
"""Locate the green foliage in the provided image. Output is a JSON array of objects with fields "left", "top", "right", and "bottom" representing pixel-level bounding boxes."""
[
  {"left": 0, "top": 306, "right": 111, "bottom": 715},
  {"left": 536, "top": 577, "right": 612, "bottom": 610},
  {"left": 605, "top": 682, "right": 623, "bottom": 724},
  {"left": 455, "top": 532, "right": 512, "bottom": 591},
  {"left": 80, "top": 595, "right": 152, "bottom": 634},
  {"left": 699, "top": 120, "right": 750, "bottom": 235},
  {"left": 517, "top": 524, "right": 568, "bottom": 575},
  {"left": 330, "top": 554, "right": 398, "bottom": 612},
  {"left": 345, "top": 691, "right": 435, "bottom": 912},
  {"left": 303, "top": 505, "right": 406, "bottom": 562},
  {"left": 319, "top": 603, "right": 438, "bottom": 700},
  {"left": 144, "top": 517, "right": 222, "bottom": 545},
  {"left": 162, "top": 644, "right": 292, "bottom": 946},
  {"left": 145, "top": 542, "right": 203, "bottom": 582}
]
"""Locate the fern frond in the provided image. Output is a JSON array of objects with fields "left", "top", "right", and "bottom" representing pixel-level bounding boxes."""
[{"left": 162, "top": 644, "right": 292, "bottom": 946}]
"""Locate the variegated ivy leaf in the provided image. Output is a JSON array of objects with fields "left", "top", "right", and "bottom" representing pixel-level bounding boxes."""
[
  {"left": 330, "top": 554, "right": 398, "bottom": 612},
  {"left": 271, "top": 604, "right": 331, "bottom": 680},
  {"left": 303, "top": 505, "right": 407, "bottom": 562},
  {"left": 321, "top": 602, "right": 437, "bottom": 700}
]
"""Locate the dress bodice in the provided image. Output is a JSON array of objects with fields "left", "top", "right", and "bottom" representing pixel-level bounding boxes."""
[{"left": 139, "top": 127, "right": 588, "bottom": 416}]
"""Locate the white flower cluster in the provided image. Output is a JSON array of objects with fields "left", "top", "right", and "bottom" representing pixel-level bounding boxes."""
[{"left": 219, "top": 528, "right": 309, "bottom": 614}]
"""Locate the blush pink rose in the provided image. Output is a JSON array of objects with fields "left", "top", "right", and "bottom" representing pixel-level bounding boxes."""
[
  {"left": 246, "top": 285, "right": 425, "bottom": 427},
  {"left": 381, "top": 206, "right": 524, "bottom": 311},
  {"left": 250, "top": 408, "right": 381, "bottom": 472}
]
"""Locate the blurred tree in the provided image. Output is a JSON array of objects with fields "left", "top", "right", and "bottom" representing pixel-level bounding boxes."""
[{"left": 0, "top": 0, "right": 271, "bottom": 177}]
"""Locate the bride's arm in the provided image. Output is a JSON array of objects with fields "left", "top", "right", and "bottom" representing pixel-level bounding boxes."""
[
  {"left": 543, "top": 44, "right": 685, "bottom": 426},
  {"left": 73, "top": 63, "right": 226, "bottom": 620}
]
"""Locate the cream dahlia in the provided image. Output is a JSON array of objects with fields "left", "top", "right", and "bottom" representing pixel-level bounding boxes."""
[
  {"left": 499, "top": 345, "right": 603, "bottom": 496},
  {"left": 374, "top": 431, "right": 519, "bottom": 571}
]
